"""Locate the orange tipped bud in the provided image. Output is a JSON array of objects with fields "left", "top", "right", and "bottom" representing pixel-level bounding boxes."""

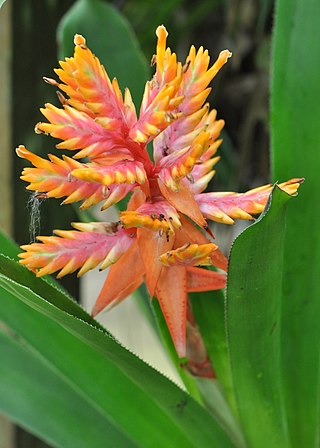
[
  {"left": 159, "top": 242, "right": 218, "bottom": 267},
  {"left": 74, "top": 34, "right": 86, "bottom": 47}
]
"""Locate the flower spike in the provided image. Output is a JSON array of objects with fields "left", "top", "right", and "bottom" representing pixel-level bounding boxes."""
[
  {"left": 36, "top": 103, "right": 118, "bottom": 157},
  {"left": 19, "top": 224, "right": 134, "bottom": 278},
  {"left": 158, "top": 130, "right": 211, "bottom": 191},
  {"left": 18, "top": 25, "right": 301, "bottom": 361},
  {"left": 54, "top": 34, "right": 130, "bottom": 132},
  {"left": 196, "top": 178, "right": 304, "bottom": 224},
  {"left": 16, "top": 145, "right": 135, "bottom": 211}
]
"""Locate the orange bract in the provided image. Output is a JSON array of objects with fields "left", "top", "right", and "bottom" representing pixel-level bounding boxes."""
[{"left": 18, "top": 26, "right": 302, "bottom": 358}]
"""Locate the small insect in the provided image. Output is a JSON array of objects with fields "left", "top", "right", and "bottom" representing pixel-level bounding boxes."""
[
  {"left": 163, "top": 145, "right": 169, "bottom": 157},
  {"left": 102, "top": 222, "right": 119, "bottom": 235}
]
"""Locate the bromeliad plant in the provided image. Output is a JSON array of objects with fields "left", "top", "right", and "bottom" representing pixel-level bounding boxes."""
[
  {"left": 17, "top": 26, "right": 301, "bottom": 363},
  {"left": 2, "top": 0, "right": 318, "bottom": 443}
]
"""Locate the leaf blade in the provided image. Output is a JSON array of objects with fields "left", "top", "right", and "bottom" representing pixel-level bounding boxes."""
[
  {"left": 0, "top": 272, "right": 235, "bottom": 448},
  {"left": 0, "top": 325, "right": 136, "bottom": 448},
  {"left": 271, "top": 0, "right": 320, "bottom": 445},
  {"left": 226, "top": 187, "right": 295, "bottom": 447}
]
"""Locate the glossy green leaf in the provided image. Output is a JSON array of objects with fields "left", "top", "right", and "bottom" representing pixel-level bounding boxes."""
[
  {"left": 152, "top": 298, "right": 245, "bottom": 448},
  {"left": 57, "top": 0, "right": 149, "bottom": 105},
  {"left": 190, "top": 290, "right": 245, "bottom": 447},
  {"left": 0, "top": 326, "right": 134, "bottom": 448},
  {"left": 0, "top": 272, "right": 235, "bottom": 447},
  {"left": 226, "top": 186, "right": 297, "bottom": 447},
  {"left": 271, "top": 1, "right": 320, "bottom": 446},
  {"left": 151, "top": 299, "right": 203, "bottom": 401}
]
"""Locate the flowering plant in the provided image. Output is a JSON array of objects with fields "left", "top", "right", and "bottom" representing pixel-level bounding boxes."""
[
  {"left": 17, "top": 26, "right": 300, "bottom": 363},
  {"left": 0, "top": 0, "right": 318, "bottom": 446}
]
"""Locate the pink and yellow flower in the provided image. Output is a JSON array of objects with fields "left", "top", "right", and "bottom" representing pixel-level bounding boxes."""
[{"left": 18, "top": 26, "right": 302, "bottom": 359}]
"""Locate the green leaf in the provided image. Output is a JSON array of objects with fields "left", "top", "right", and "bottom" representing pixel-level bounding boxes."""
[
  {"left": 271, "top": 0, "right": 320, "bottom": 446},
  {"left": 0, "top": 273, "right": 235, "bottom": 447},
  {"left": 0, "top": 0, "right": 6, "bottom": 8},
  {"left": 226, "top": 186, "right": 297, "bottom": 447},
  {"left": 190, "top": 290, "right": 246, "bottom": 447},
  {"left": 151, "top": 299, "right": 203, "bottom": 401},
  {"left": 0, "top": 325, "right": 134, "bottom": 448},
  {"left": 152, "top": 297, "right": 245, "bottom": 448},
  {"left": 57, "top": 0, "right": 150, "bottom": 105}
]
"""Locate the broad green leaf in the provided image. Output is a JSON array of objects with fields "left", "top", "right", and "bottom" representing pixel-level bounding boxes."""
[
  {"left": 226, "top": 187, "right": 297, "bottom": 447},
  {"left": 195, "top": 378, "right": 246, "bottom": 448},
  {"left": 0, "top": 326, "right": 134, "bottom": 448},
  {"left": 57, "top": 0, "right": 149, "bottom": 105},
  {"left": 271, "top": 0, "right": 320, "bottom": 446},
  {"left": 190, "top": 290, "right": 246, "bottom": 446},
  {"left": 152, "top": 298, "right": 245, "bottom": 448},
  {"left": 0, "top": 274, "right": 235, "bottom": 448}
]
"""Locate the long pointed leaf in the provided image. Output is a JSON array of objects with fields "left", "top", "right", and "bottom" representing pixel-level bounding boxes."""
[
  {"left": 0, "top": 272, "right": 235, "bottom": 448},
  {"left": 271, "top": 0, "right": 320, "bottom": 446},
  {"left": 226, "top": 187, "right": 296, "bottom": 447},
  {"left": 152, "top": 295, "right": 244, "bottom": 448},
  {"left": 0, "top": 326, "right": 135, "bottom": 448}
]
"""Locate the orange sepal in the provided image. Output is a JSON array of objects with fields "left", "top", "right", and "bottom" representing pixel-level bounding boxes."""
[
  {"left": 175, "top": 215, "right": 228, "bottom": 271},
  {"left": 137, "top": 228, "right": 174, "bottom": 298},
  {"left": 126, "top": 188, "right": 146, "bottom": 211},
  {"left": 92, "top": 240, "right": 144, "bottom": 316},
  {"left": 158, "top": 178, "right": 207, "bottom": 229},
  {"left": 155, "top": 265, "right": 187, "bottom": 358},
  {"left": 186, "top": 267, "right": 226, "bottom": 292}
]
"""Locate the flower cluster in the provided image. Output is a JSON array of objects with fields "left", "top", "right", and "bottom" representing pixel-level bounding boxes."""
[{"left": 18, "top": 26, "right": 302, "bottom": 358}]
